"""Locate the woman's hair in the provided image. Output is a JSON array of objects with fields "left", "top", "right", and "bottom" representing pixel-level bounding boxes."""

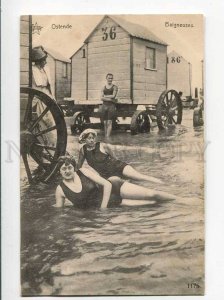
[
  {"left": 79, "top": 129, "right": 97, "bottom": 144},
  {"left": 57, "top": 155, "right": 77, "bottom": 168},
  {"left": 35, "top": 57, "right": 47, "bottom": 65},
  {"left": 106, "top": 73, "right": 113, "bottom": 78}
]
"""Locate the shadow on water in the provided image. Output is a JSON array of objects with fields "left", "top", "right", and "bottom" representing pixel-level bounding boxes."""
[{"left": 21, "top": 110, "right": 204, "bottom": 295}]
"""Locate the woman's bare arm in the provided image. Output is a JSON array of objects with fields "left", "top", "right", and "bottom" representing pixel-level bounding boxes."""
[
  {"left": 54, "top": 185, "right": 65, "bottom": 207},
  {"left": 102, "top": 143, "right": 118, "bottom": 159},
  {"left": 101, "top": 85, "right": 118, "bottom": 102},
  {"left": 77, "top": 147, "right": 85, "bottom": 169},
  {"left": 80, "top": 168, "right": 112, "bottom": 209}
]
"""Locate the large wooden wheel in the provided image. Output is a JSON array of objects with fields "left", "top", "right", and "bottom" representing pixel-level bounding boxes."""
[
  {"left": 71, "top": 111, "right": 90, "bottom": 135},
  {"left": 130, "top": 110, "right": 150, "bottom": 135},
  {"left": 156, "top": 90, "right": 183, "bottom": 130},
  {"left": 20, "top": 87, "right": 67, "bottom": 183}
]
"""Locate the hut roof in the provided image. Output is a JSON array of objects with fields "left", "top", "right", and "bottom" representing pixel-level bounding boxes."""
[
  {"left": 45, "top": 47, "right": 71, "bottom": 63},
  {"left": 70, "top": 44, "right": 85, "bottom": 59},
  {"left": 84, "top": 15, "right": 168, "bottom": 46}
]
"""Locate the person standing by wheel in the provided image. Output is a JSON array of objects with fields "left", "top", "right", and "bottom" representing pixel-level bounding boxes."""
[
  {"left": 32, "top": 46, "right": 55, "bottom": 99},
  {"left": 31, "top": 46, "right": 56, "bottom": 167},
  {"left": 100, "top": 73, "right": 118, "bottom": 138}
]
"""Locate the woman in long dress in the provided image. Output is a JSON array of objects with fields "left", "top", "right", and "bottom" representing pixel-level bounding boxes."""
[{"left": 31, "top": 46, "right": 56, "bottom": 161}]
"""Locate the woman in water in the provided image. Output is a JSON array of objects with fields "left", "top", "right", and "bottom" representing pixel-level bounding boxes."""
[
  {"left": 55, "top": 156, "right": 176, "bottom": 209},
  {"left": 77, "top": 129, "right": 163, "bottom": 184}
]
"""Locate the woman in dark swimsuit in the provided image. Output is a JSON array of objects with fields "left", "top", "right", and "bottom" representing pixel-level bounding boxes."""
[
  {"left": 55, "top": 156, "right": 177, "bottom": 209},
  {"left": 77, "top": 129, "right": 163, "bottom": 183},
  {"left": 55, "top": 156, "right": 113, "bottom": 209}
]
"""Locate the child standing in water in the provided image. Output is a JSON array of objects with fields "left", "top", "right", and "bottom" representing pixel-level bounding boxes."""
[{"left": 77, "top": 129, "right": 163, "bottom": 184}]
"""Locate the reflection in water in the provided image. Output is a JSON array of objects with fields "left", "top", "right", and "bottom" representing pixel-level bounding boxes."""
[{"left": 21, "top": 110, "right": 204, "bottom": 295}]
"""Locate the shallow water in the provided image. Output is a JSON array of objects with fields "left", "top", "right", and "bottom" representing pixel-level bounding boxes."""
[{"left": 21, "top": 109, "right": 204, "bottom": 295}]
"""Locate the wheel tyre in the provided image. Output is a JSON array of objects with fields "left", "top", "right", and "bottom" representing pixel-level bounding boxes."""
[
  {"left": 156, "top": 89, "right": 183, "bottom": 131},
  {"left": 130, "top": 110, "right": 150, "bottom": 135}
]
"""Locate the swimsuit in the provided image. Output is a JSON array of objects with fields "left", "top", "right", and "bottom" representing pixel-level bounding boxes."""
[
  {"left": 101, "top": 85, "right": 117, "bottom": 121},
  {"left": 60, "top": 170, "right": 122, "bottom": 209},
  {"left": 83, "top": 142, "right": 127, "bottom": 179}
]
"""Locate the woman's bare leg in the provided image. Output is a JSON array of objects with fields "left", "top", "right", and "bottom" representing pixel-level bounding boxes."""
[
  {"left": 106, "top": 120, "right": 113, "bottom": 137},
  {"left": 122, "top": 165, "right": 163, "bottom": 184},
  {"left": 104, "top": 120, "right": 112, "bottom": 137},
  {"left": 103, "top": 120, "right": 107, "bottom": 137},
  {"left": 120, "top": 181, "right": 176, "bottom": 201}
]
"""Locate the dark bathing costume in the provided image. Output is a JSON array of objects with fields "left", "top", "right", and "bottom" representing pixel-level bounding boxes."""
[
  {"left": 101, "top": 85, "right": 117, "bottom": 121},
  {"left": 60, "top": 170, "right": 123, "bottom": 209},
  {"left": 83, "top": 142, "right": 127, "bottom": 179}
]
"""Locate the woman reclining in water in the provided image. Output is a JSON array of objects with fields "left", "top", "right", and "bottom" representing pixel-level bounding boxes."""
[
  {"left": 77, "top": 129, "right": 163, "bottom": 184},
  {"left": 55, "top": 156, "right": 178, "bottom": 209}
]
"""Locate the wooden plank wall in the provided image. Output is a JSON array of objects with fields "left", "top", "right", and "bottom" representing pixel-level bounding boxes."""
[
  {"left": 20, "top": 16, "right": 30, "bottom": 87},
  {"left": 132, "top": 38, "right": 167, "bottom": 105},
  {"left": 167, "top": 51, "right": 190, "bottom": 97},
  {"left": 55, "top": 60, "right": 71, "bottom": 101},
  {"left": 87, "top": 17, "right": 131, "bottom": 102},
  {"left": 71, "top": 44, "right": 87, "bottom": 101}
]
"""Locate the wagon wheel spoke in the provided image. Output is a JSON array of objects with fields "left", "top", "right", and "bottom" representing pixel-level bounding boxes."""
[
  {"left": 24, "top": 93, "right": 35, "bottom": 126},
  {"left": 170, "top": 105, "right": 178, "bottom": 111},
  {"left": 22, "top": 154, "right": 33, "bottom": 183},
  {"left": 34, "top": 125, "right": 57, "bottom": 137},
  {"left": 30, "top": 149, "right": 51, "bottom": 169},
  {"left": 78, "top": 116, "right": 83, "bottom": 124},
  {"left": 31, "top": 143, "right": 54, "bottom": 162},
  {"left": 42, "top": 151, "right": 54, "bottom": 162},
  {"left": 170, "top": 95, "right": 177, "bottom": 107},
  {"left": 164, "top": 94, "right": 169, "bottom": 107},
  {"left": 166, "top": 92, "right": 172, "bottom": 107},
  {"left": 164, "top": 116, "right": 169, "bottom": 126},
  {"left": 29, "top": 106, "right": 50, "bottom": 132},
  {"left": 34, "top": 143, "right": 57, "bottom": 151}
]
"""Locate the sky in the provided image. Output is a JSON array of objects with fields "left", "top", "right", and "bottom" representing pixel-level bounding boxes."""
[{"left": 32, "top": 15, "right": 204, "bottom": 90}]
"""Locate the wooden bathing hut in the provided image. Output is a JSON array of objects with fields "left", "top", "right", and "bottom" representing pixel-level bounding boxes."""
[
  {"left": 45, "top": 48, "right": 71, "bottom": 102},
  {"left": 70, "top": 15, "right": 168, "bottom": 105},
  {"left": 167, "top": 50, "right": 192, "bottom": 99}
]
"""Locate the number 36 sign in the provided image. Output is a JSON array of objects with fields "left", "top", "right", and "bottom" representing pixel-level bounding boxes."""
[{"left": 102, "top": 26, "right": 117, "bottom": 41}]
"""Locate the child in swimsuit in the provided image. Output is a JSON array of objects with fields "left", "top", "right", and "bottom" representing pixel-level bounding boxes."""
[{"left": 77, "top": 129, "right": 163, "bottom": 184}]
